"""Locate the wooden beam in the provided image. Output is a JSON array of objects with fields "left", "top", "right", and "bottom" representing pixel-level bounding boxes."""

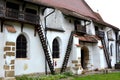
[
  {"left": 1, "top": 20, "right": 4, "bottom": 32},
  {"left": 34, "top": 25, "right": 38, "bottom": 36},
  {"left": 21, "top": 23, "right": 23, "bottom": 32}
]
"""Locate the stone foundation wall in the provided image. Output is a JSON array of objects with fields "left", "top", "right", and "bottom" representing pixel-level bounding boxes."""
[
  {"left": 3, "top": 42, "right": 16, "bottom": 80},
  {"left": 54, "top": 67, "right": 70, "bottom": 73},
  {"left": 71, "top": 57, "right": 83, "bottom": 74}
]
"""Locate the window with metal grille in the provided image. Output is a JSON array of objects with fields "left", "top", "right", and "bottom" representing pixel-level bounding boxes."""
[
  {"left": 16, "top": 34, "right": 27, "bottom": 58},
  {"left": 52, "top": 39, "right": 59, "bottom": 58}
]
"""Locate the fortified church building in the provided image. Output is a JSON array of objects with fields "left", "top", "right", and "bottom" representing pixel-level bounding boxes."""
[{"left": 0, "top": 0, "right": 120, "bottom": 79}]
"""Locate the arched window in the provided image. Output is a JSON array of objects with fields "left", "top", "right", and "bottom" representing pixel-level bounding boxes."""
[
  {"left": 52, "top": 39, "right": 59, "bottom": 58},
  {"left": 110, "top": 44, "right": 113, "bottom": 56},
  {"left": 16, "top": 34, "right": 27, "bottom": 58}
]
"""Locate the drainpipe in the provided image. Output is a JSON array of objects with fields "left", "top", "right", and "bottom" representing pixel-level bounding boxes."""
[
  {"left": 85, "top": 20, "right": 91, "bottom": 26},
  {"left": 44, "top": 8, "right": 55, "bottom": 75},
  {"left": 85, "top": 20, "right": 91, "bottom": 34},
  {"left": 116, "top": 39, "right": 118, "bottom": 63},
  {"left": 115, "top": 32, "right": 118, "bottom": 63}
]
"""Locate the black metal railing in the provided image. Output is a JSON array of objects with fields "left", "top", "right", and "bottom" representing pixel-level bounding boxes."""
[
  {"left": 76, "top": 25, "right": 86, "bottom": 33},
  {"left": 96, "top": 31, "right": 105, "bottom": 38},
  {"left": 6, "top": 8, "right": 19, "bottom": 19},
  {"left": 0, "top": 6, "right": 4, "bottom": 17},
  {"left": 0, "top": 7, "right": 39, "bottom": 25},
  {"left": 24, "top": 12, "right": 39, "bottom": 24}
]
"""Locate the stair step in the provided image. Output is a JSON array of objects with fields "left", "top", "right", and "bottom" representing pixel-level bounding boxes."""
[
  {"left": 61, "top": 32, "right": 73, "bottom": 73},
  {"left": 37, "top": 26, "right": 55, "bottom": 74},
  {"left": 101, "top": 39, "right": 112, "bottom": 68}
]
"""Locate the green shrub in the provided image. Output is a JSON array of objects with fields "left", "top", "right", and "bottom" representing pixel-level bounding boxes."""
[
  {"left": 16, "top": 73, "right": 68, "bottom": 80},
  {"left": 16, "top": 72, "right": 120, "bottom": 80},
  {"left": 62, "top": 71, "right": 73, "bottom": 76}
]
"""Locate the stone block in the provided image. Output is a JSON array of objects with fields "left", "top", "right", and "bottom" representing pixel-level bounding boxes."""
[
  {"left": 10, "top": 60, "right": 15, "bottom": 64},
  {"left": 5, "top": 71, "right": 14, "bottom": 77},
  {"left": 72, "top": 66, "right": 79, "bottom": 70},
  {"left": 12, "top": 47, "right": 15, "bottom": 51},
  {"left": 4, "top": 65, "right": 10, "bottom": 70},
  {"left": 4, "top": 54, "right": 6, "bottom": 59},
  {"left": 72, "top": 60, "right": 78, "bottom": 63},
  {"left": 75, "top": 64, "right": 81, "bottom": 67},
  {"left": 11, "top": 66, "right": 14, "bottom": 70},
  {"left": 6, "top": 42, "right": 15, "bottom": 46},
  {"left": 55, "top": 68, "right": 61, "bottom": 73},
  {"left": 0, "top": 78, "right": 3, "bottom": 80},
  {"left": 66, "top": 67, "right": 70, "bottom": 71},
  {"left": 6, "top": 52, "right": 15, "bottom": 56},
  {"left": 4, "top": 77, "right": 16, "bottom": 80},
  {"left": 4, "top": 47, "right": 11, "bottom": 51}
]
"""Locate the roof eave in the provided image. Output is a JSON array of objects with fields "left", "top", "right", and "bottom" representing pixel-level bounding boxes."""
[
  {"left": 24, "top": 0, "right": 55, "bottom": 8},
  {"left": 93, "top": 19, "right": 119, "bottom": 31}
]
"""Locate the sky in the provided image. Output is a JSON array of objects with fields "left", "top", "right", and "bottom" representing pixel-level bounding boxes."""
[{"left": 85, "top": 0, "right": 120, "bottom": 28}]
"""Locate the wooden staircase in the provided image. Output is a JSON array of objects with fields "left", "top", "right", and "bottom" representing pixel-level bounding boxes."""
[
  {"left": 101, "top": 38, "right": 112, "bottom": 68},
  {"left": 37, "top": 26, "right": 55, "bottom": 74},
  {"left": 61, "top": 31, "right": 74, "bottom": 73}
]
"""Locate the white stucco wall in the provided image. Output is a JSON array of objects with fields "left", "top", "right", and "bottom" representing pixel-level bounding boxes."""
[
  {"left": 3, "top": 21, "right": 47, "bottom": 75},
  {"left": 0, "top": 5, "right": 118, "bottom": 76},
  {"left": 45, "top": 8, "right": 74, "bottom": 69},
  {"left": 97, "top": 40, "right": 107, "bottom": 69},
  {"left": 0, "top": 8, "right": 75, "bottom": 76},
  {"left": 1, "top": 8, "right": 75, "bottom": 76},
  {"left": 72, "top": 36, "right": 108, "bottom": 70},
  {"left": 86, "top": 21, "right": 95, "bottom": 35},
  {"left": 78, "top": 42, "right": 101, "bottom": 70},
  {"left": 104, "top": 27, "right": 116, "bottom": 67},
  {"left": 44, "top": 9, "right": 107, "bottom": 72},
  {"left": 72, "top": 36, "right": 80, "bottom": 60},
  {"left": 0, "top": 32, "right": 5, "bottom": 77},
  {"left": 117, "top": 32, "right": 120, "bottom": 62},
  {"left": 45, "top": 9, "right": 64, "bottom": 30}
]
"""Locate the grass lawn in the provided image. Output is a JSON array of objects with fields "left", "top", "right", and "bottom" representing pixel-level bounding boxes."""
[
  {"left": 16, "top": 72, "right": 120, "bottom": 80},
  {"left": 74, "top": 72, "right": 120, "bottom": 80}
]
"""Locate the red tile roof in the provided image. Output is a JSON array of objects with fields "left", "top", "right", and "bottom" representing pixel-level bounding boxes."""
[
  {"left": 94, "top": 12, "right": 119, "bottom": 30},
  {"left": 78, "top": 35, "right": 98, "bottom": 43},
  {"left": 94, "top": 12, "right": 104, "bottom": 22},
  {"left": 59, "top": 8, "right": 90, "bottom": 20},
  {"left": 25, "top": 0, "right": 119, "bottom": 30},
  {"left": 25, "top": 0, "right": 99, "bottom": 20}
]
